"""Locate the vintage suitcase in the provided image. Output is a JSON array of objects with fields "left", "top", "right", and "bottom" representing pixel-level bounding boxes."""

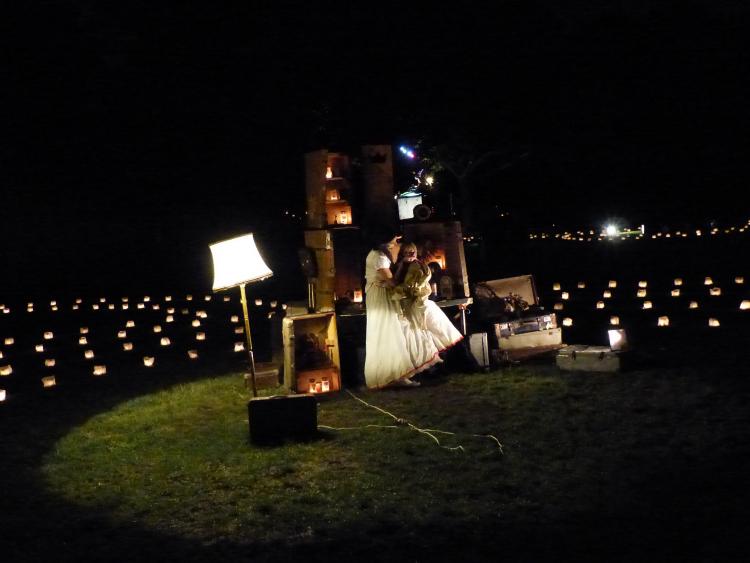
[
  {"left": 468, "top": 333, "right": 490, "bottom": 370},
  {"left": 556, "top": 345, "right": 621, "bottom": 373},
  {"left": 248, "top": 394, "right": 318, "bottom": 445}
]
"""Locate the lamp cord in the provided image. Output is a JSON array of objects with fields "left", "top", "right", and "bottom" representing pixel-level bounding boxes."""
[{"left": 318, "top": 390, "right": 504, "bottom": 455}]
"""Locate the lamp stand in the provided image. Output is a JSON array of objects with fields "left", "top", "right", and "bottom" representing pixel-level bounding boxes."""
[{"left": 239, "top": 283, "right": 258, "bottom": 397}]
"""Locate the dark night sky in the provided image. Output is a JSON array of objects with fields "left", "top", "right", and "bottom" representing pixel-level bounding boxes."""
[{"left": 2, "top": 1, "right": 749, "bottom": 295}]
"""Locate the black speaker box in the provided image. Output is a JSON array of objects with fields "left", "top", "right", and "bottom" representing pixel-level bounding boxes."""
[{"left": 248, "top": 394, "right": 318, "bottom": 445}]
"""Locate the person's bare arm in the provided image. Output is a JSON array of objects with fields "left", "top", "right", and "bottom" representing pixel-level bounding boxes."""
[{"left": 376, "top": 267, "right": 395, "bottom": 287}]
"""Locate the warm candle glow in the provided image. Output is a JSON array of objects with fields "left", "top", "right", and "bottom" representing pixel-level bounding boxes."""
[
  {"left": 0, "top": 365, "right": 12, "bottom": 376},
  {"left": 554, "top": 303, "right": 563, "bottom": 311},
  {"left": 740, "top": 300, "right": 750, "bottom": 310},
  {"left": 562, "top": 317, "right": 573, "bottom": 326},
  {"left": 353, "top": 290, "right": 363, "bottom": 303},
  {"left": 552, "top": 283, "right": 561, "bottom": 291},
  {"left": 603, "top": 290, "right": 612, "bottom": 299},
  {"left": 234, "top": 327, "right": 244, "bottom": 334},
  {"left": 188, "top": 350, "right": 199, "bottom": 359},
  {"left": 596, "top": 301, "right": 605, "bottom": 309},
  {"left": 196, "top": 332, "right": 206, "bottom": 341},
  {"left": 143, "top": 357, "right": 155, "bottom": 367},
  {"left": 704, "top": 277, "right": 713, "bottom": 285},
  {"left": 153, "top": 325, "right": 162, "bottom": 333},
  {"left": 689, "top": 301, "right": 699, "bottom": 309},
  {"left": 234, "top": 342, "right": 245, "bottom": 352},
  {"left": 231, "top": 315, "right": 239, "bottom": 323},
  {"left": 610, "top": 316, "right": 620, "bottom": 325},
  {"left": 671, "top": 289, "right": 680, "bottom": 297},
  {"left": 35, "top": 344, "right": 44, "bottom": 353},
  {"left": 561, "top": 292, "right": 569, "bottom": 300},
  {"left": 192, "top": 319, "right": 201, "bottom": 327},
  {"left": 709, "top": 287, "right": 721, "bottom": 296},
  {"left": 0, "top": 389, "right": 6, "bottom": 401},
  {"left": 123, "top": 342, "right": 134, "bottom": 351},
  {"left": 79, "top": 337, "right": 88, "bottom": 345},
  {"left": 4, "top": 338, "right": 14, "bottom": 346},
  {"left": 736, "top": 277, "right": 745, "bottom": 284},
  {"left": 708, "top": 318, "right": 720, "bottom": 327},
  {"left": 166, "top": 315, "right": 174, "bottom": 323},
  {"left": 674, "top": 278, "right": 683, "bottom": 286},
  {"left": 642, "top": 301, "right": 653, "bottom": 309},
  {"left": 657, "top": 316, "right": 670, "bottom": 327},
  {"left": 84, "top": 350, "right": 94, "bottom": 359},
  {"left": 160, "top": 337, "right": 171, "bottom": 346},
  {"left": 126, "top": 320, "right": 135, "bottom": 328},
  {"left": 80, "top": 327, "right": 89, "bottom": 334},
  {"left": 608, "top": 280, "right": 617, "bottom": 288},
  {"left": 255, "top": 299, "right": 263, "bottom": 306},
  {"left": 637, "top": 289, "right": 647, "bottom": 298},
  {"left": 638, "top": 281, "right": 648, "bottom": 288},
  {"left": 577, "top": 282, "right": 586, "bottom": 289},
  {"left": 93, "top": 365, "right": 107, "bottom": 376},
  {"left": 43, "top": 332, "right": 54, "bottom": 340},
  {"left": 45, "top": 359, "right": 55, "bottom": 367}
]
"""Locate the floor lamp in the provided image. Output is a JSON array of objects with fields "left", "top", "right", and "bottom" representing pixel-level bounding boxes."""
[{"left": 210, "top": 233, "right": 273, "bottom": 397}]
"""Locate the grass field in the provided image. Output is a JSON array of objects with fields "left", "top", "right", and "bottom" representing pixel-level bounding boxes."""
[{"left": 2, "top": 352, "right": 749, "bottom": 562}]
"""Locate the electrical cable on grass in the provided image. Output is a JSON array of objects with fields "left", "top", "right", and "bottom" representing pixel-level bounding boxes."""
[{"left": 319, "top": 390, "right": 504, "bottom": 454}]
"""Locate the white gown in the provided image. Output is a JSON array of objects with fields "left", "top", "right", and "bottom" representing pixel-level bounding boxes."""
[{"left": 364, "top": 250, "right": 441, "bottom": 389}]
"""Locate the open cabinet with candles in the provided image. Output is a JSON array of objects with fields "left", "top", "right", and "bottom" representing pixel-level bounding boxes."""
[{"left": 282, "top": 312, "right": 341, "bottom": 394}]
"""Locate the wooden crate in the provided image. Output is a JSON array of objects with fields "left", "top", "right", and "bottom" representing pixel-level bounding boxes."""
[{"left": 282, "top": 312, "right": 341, "bottom": 393}]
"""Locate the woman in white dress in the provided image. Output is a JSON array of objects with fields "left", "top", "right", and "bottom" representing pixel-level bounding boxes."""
[
  {"left": 364, "top": 232, "right": 440, "bottom": 389},
  {"left": 392, "top": 243, "right": 464, "bottom": 355}
]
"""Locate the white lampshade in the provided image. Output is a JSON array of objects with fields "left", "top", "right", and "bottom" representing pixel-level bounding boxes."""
[{"left": 210, "top": 233, "right": 273, "bottom": 291}]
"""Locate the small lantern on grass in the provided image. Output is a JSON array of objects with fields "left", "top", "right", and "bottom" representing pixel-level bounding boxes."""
[
  {"left": 188, "top": 349, "right": 198, "bottom": 359},
  {"left": 562, "top": 317, "right": 573, "bottom": 327},
  {"left": 637, "top": 289, "right": 647, "bottom": 298},
  {"left": 561, "top": 292, "right": 569, "bottom": 300},
  {"left": 80, "top": 327, "right": 89, "bottom": 334},
  {"left": 554, "top": 303, "right": 563, "bottom": 311},
  {"left": 638, "top": 281, "right": 648, "bottom": 288},
  {"left": 704, "top": 277, "right": 713, "bottom": 285},
  {"left": 552, "top": 283, "right": 561, "bottom": 291},
  {"left": 93, "top": 365, "right": 107, "bottom": 376},
  {"left": 153, "top": 325, "right": 162, "bottom": 333},
  {"left": 603, "top": 290, "right": 612, "bottom": 299},
  {"left": 79, "top": 337, "right": 88, "bottom": 345},
  {"left": 577, "top": 282, "right": 586, "bottom": 289},
  {"left": 126, "top": 320, "right": 135, "bottom": 328},
  {"left": 42, "top": 376, "right": 56, "bottom": 388},
  {"left": 608, "top": 280, "right": 617, "bottom": 288},
  {"left": 739, "top": 300, "right": 750, "bottom": 310},
  {"left": 642, "top": 301, "right": 653, "bottom": 309},
  {"left": 671, "top": 289, "right": 681, "bottom": 297},
  {"left": 657, "top": 316, "right": 670, "bottom": 327},
  {"left": 708, "top": 318, "right": 720, "bottom": 327},
  {"left": 123, "top": 342, "right": 134, "bottom": 351},
  {"left": 192, "top": 319, "right": 201, "bottom": 327},
  {"left": 231, "top": 315, "right": 239, "bottom": 323},
  {"left": 735, "top": 276, "right": 745, "bottom": 284},
  {"left": 118, "top": 331, "right": 127, "bottom": 339},
  {"left": 165, "top": 295, "right": 173, "bottom": 302},
  {"left": 0, "top": 365, "right": 12, "bottom": 376},
  {"left": 610, "top": 316, "right": 620, "bottom": 326},
  {"left": 674, "top": 278, "right": 683, "bottom": 286},
  {"left": 596, "top": 301, "right": 605, "bottom": 309},
  {"left": 0, "top": 389, "right": 6, "bottom": 401},
  {"left": 35, "top": 344, "right": 44, "bottom": 353},
  {"left": 84, "top": 350, "right": 94, "bottom": 359},
  {"left": 223, "top": 295, "right": 231, "bottom": 302},
  {"left": 4, "top": 338, "right": 14, "bottom": 346},
  {"left": 689, "top": 301, "right": 699, "bottom": 309},
  {"left": 709, "top": 287, "right": 721, "bottom": 296},
  {"left": 196, "top": 332, "right": 206, "bottom": 341},
  {"left": 234, "top": 327, "right": 244, "bottom": 334},
  {"left": 234, "top": 342, "right": 245, "bottom": 352},
  {"left": 44, "top": 332, "right": 54, "bottom": 340},
  {"left": 44, "top": 359, "right": 55, "bottom": 367},
  {"left": 143, "top": 357, "right": 155, "bottom": 367},
  {"left": 160, "top": 337, "right": 171, "bottom": 346}
]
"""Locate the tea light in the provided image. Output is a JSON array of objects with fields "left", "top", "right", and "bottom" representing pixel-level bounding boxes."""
[
  {"left": 657, "top": 316, "right": 670, "bottom": 327},
  {"left": 92, "top": 304, "right": 99, "bottom": 310},
  {"left": 118, "top": 331, "right": 127, "bottom": 339},
  {"left": 43, "top": 331, "right": 54, "bottom": 340},
  {"left": 562, "top": 317, "right": 573, "bottom": 327},
  {"left": 735, "top": 277, "right": 745, "bottom": 284},
  {"left": 126, "top": 320, "right": 135, "bottom": 328},
  {"left": 609, "top": 316, "right": 620, "bottom": 326},
  {"left": 188, "top": 349, "right": 198, "bottom": 359},
  {"left": 223, "top": 296, "right": 231, "bottom": 302},
  {"left": 192, "top": 319, "right": 201, "bottom": 327},
  {"left": 186, "top": 294, "right": 193, "bottom": 301},
  {"left": 704, "top": 277, "right": 713, "bottom": 285},
  {"left": 153, "top": 325, "right": 162, "bottom": 333},
  {"left": 100, "top": 297, "right": 107, "bottom": 303},
  {"left": 637, "top": 289, "right": 647, "bottom": 298},
  {"left": 234, "top": 327, "right": 244, "bottom": 334},
  {"left": 44, "top": 359, "right": 55, "bottom": 367},
  {"left": 165, "top": 315, "right": 174, "bottom": 323},
  {"left": 231, "top": 315, "right": 239, "bottom": 323},
  {"left": 198, "top": 311, "right": 207, "bottom": 319},
  {"left": 577, "top": 282, "right": 586, "bottom": 289},
  {"left": 671, "top": 289, "right": 681, "bottom": 297},
  {"left": 93, "top": 365, "right": 107, "bottom": 376},
  {"left": 554, "top": 303, "right": 564, "bottom": 311},
  {"left": 739, "top": 300, "right": 750, "bottom": 310},
  {"left": 204, "top": 295, "right": 211, "bottom": 301},
  {"left": 689, "top": 301, "right": 699, "bottom": 309},
  {"left": 137, "top": 303, "right": 145, "bottom": 310},
  {"left": 0, "top": 365, "right": 12, "bottom": 376},
  {"left": 561, "top": 292, "right": 569, "bottom": 300},
  {"left": 160, "top": 337, "right": 171, "bottom": 346},
  {"left": 282, "top": 304, "right": 288, "bottom": 310},
  {"left": 42, "top": 376, "right": 56, "bottom": 388},
  {"left": 642, "top": 301, "right": 653, "bottom": 309},
  {"left": 123, "top": 342, "right": 134, "bottom": 351},
  {"left": 709, "top": 287, "right": 721, "bottom": 296},
  {"left": 35, "top": 344, "right": 45, "bottom": 353},
  {"left": 76, "top": 298, "right": 83, "bottom": 304},
  {"left": 152, "top": 304, "right": 160, "bottom": 311},
  {"left": 0, "top": 389, "right": 6, "bottom": 401},
  {"left": 4, "top": 338, "right": 14, "bottom": 346},
  {"left": 164, "top": 295, "right": 172, "bottom": 302},
  {"left": 122, "top": 304, "right": 129, "bottom": 310},
  {"left": 603, "top": 290, "right": 612, "bottom": 299},
  {"left": 167, "top": 307, "right": 175, "bottom": 314},
  {"left": 552, "top": 283, "right": 561, "bottom": 291},
  {"left": 596, "top": 301, "right": 605, "bottom": 309},
  {"left": 144, "top": 296, "right": 151, "bottom": 302},
  {"left": 638, "top": 281, "right": 648, "bottom": 288},
  {"left": 121, "top": 297, "right": 129, "bottom": 303},
  {"left": 270, "top": 300, "right": 278, "bottom": 308},
  {"left": 79, "top": 336, "right": 88, "bottom": 345},
  {"left": 608, "top": 280, "right": 617, "bottom": 288},
  {"left": 84, "top": 350, "right": 94, "bottom": 359},
  {"left": 143, "top": 357, "right": 155, "bottom": 367},
  {"left": 108, "top": 304, "right": 115, "bottom": 310},
  {"left": 234, "top": 342, "right": 245, "bottom": 352},
  {"left": 196, "top": 332, "right": 206, "bottom": 341},
  {"left": 708, "top": 318, "right": 720, "bottom": 327},
  {"left": 80, "top": 327, "right": 89, "bottom": 334}
]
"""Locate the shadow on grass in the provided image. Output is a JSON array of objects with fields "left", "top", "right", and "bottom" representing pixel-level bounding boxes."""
[{"left": 2, "top": 354, "right": 750, "bottom": 562}]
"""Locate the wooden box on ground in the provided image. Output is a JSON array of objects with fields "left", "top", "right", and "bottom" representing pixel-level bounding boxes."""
[
  {"left": 282, "top": 312, "right": 341, "bottom": 394},
  {"left": 556, "top": 345, "right": 621, "bottom": 372}
]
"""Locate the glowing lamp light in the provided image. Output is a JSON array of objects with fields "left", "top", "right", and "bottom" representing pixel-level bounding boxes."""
[
  {"left": 84, "top": 350, "right": 94, "bottom": 359},
  {"left": 708, "top": 318, "right": 720, "bottom": 327},
  {"left": 739, "top": 300, "right": 750, "bottom": 310},
  {"left": 709, "top": 287, "right": 721, "bottom": 296},
  {"left": 234, "top": 342, "right": 245, "bottom": 352},
  {"left": 234, "top": 327, "right": 244, "bottom": 334},
  {"left": 166, "top": 315, "right": 174, "bottom": 323},
  {"left": 78, "top": 337, "right": 88, "bottom": 345},
  {"left": 577, "top": 282, "right": 586, "bottom": 289},
  {"left": 552, "top": 283, "right": 561, "bottom": 291},
  {"left": 92, "top": 304, "right": 99, "bottom": 311},
  {"left": 44, "top": 331, "right": 54, "bottom": 340},
  {"left": 561, "top": 292, "right": 569, "bottom": 300},
  {"left": 137, "top": 303, "right": 145, "bottom": 309},
  {"left": 562, "top": 317, "right": 573, "bottom": 327},
  {"left": 80, "top": 327, "right": 89, "bottom": 334},
  {"left": 554, "top": 303, "right": 564, "bottom": 311},
  {"left": 35, "top": 344, "right": 45, "bottom": 353},
  {"left": 674, "top": 278, "right": 683, "bottom": 286},
  {"left": 126, "top": 320, "right": 135, "bottom": 328},
  {"left": 610, "top": 316, "right": 620, "bottom": 326},
  {"left": 0, "top": 365, "right": 12, "bottom": 376},
  {"left": 689, "top": 301, "right": 699, "bottom": 309},
  {"left": 596, "top": 301, "right": 605, "bottom": 309},
  {"left": 197, "top": 310, "right": 208, "bottom": 319},
  {"left": 108, "top": 304, "right": 115, "bottom": 310},
  {"left": 642, "top": 301, "right": 653, "bottom": 309},
  {"left": 638, "top": 281, "right": 648, "bottom": 288},
  {"left": 704, "top": 277, "right": 713, "bottom": 285},
  {"left": 325, "top": 165, "right": 333, "bottom": 179},
  {"left": 122, "top": 304, "right": 129, "bottom": 310},
  {"left": 231, "top": 315, "right": 239, "bottom": 323},
  {"left": 42, "top": 376, "right": 56, "bottom": 388},
  {"left": 152, "top": 304, "right": 161, "bottom": 311},
  {"left": 637, "top": 289, "right": 647, "bottom": 298},
  {"left": 167, "top": 307, "right": 175, "bottom": 314},
  {"left": 44, "top": 359, "right": 55, "bottom": 367},
  {"left": 657, "top": 316, "right": 670, "bottom": 327},
  {"left": 143, "top": 357, "right": 155, "bottom": 367},
  {"left": 153, "top": 325, "right": 162, "bottom": 333},
  {"left": 223, "top": 296, "right": 231, "bottom": 302},
  {"left": 123, "top": 342, "right": 134, "bottom": 351},
  {"left": 608, "top": 280, "right": 617, "bottom": 288},
  {"left": 196, "top": 332, "right": 206, "bottom": 341},
  {"left": 603, "top": 290, "right": 612, "bottom": 299},
  {"left": 165, "top": 295, "right": 172, "bottom": 301},
  {"left": 671, "top": 289, "right": 681, "bottom": 297},
  {"left": 93, "top": 365, "right": 107, "bottom": 376},
  {"left": 735, "top": 277, "right": 745, "bottom": 284},
  {"left": 608, "top": 329, "right": 628, "bottom": 351},
  {"left": 117, "top": 330, "right": 127, "bottom": 339},
  {"left": 192, "top": 319, "right": 201, "bottom": 327},
  {"left": 160, "top": 337, "right": 171, "bottom": 346},
  {"left": 254, "top": 298, "right": 263, "bottom": 306},
  {"left": 188, "top": 350, "right": 199, "bottom": 359}
]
